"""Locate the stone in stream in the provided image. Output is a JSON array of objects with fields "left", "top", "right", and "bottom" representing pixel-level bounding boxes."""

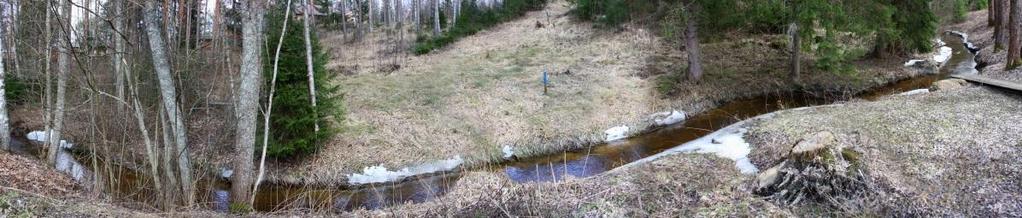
[{"left": 930, "top": 79, "right": 969, "bottom": 91}]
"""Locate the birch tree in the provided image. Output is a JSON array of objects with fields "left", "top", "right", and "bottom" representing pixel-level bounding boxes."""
[
  {"left": 142, "top": 0, "right": 195, "bottom": 206},
  {"left": 0, "top": 14, "right": 8, "bottom": 151},
  {"left": 232, "top": 0, "right": 266, "bottom": 206},
  {"left": 304, "top": 0, "right": 320, "bottom": 133},
  {"left": 433, "top": 0, "right": 440, "bottom": 35},
  {"left": 47, "top": 0, "right": 72, "bottom": 165},
  {"left": 253, "top": 0, "right": 292, "bottom": 204},
  {"left": 42, "top": 0, "right": 52, "bottom": 160},
  {"left": 113, "top": 0, "right": 127, "bottom": 113}
]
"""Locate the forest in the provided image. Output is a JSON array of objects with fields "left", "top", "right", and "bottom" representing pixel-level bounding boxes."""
[{"left": 0, "top": 0, "right": 1019, "bottom": 216}]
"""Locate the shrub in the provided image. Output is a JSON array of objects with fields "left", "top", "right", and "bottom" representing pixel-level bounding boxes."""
[
  {"left": 572, "top": 0, "right": 629, "bottom": 26},
  {"left": 261, "top": 6, "right": 344, "bottom": 158},
  {"left": 5, "top": 74, "right": 27, "bottom": 105}
]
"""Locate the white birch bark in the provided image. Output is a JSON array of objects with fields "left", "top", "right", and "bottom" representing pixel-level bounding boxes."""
[
  {"left": 253, "top": 0, "right": 292, "bottom": 204},
  {"left": 433, "top": 0, "right": 440, "bottom": 35},
  {"left": 0, "top": 15, "right": 8, "bottom": 151},
  {"left": 303, "top": 0, "right": 320, "bottom": 133}
]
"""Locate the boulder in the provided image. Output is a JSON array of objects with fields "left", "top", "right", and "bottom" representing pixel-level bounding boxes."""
[{"left": 930, "top": 79, "right": 969, "bottom": 91}]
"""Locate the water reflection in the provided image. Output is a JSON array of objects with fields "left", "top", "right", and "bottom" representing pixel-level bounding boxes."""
[{"left": 505, "top": 155, "right": 608, "bottom": 183}]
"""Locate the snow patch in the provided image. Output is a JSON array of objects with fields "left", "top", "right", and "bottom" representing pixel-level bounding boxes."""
[
  {"left": 502, "top": 145, "right": 515, "bottom": 159},
  {"left": 623, "top": 121, "right": 761, "bottom": 174},
  {"left": 899, "top": 89, "right": 930, "bottom": 96},
  {"left": 935, "top": 38, "right": 946, "bottom": 47},
  {"left": 27, "top": 130, "right": 73, "bottom": 149},
  {"left": 933, "top": 46, "right": 953, "bottom": 63},
  {"left": 348, "top": 156, "right": 464, "bottom": 185},
  {"left": 220, "top": 168, "right": 234, "bottom": 179},
  {"left": 652, "top": 111, "right": 687, "bottom": 126},
  {"left": 604, "top": 126, "right": 629, "bottom": 141},
  {"left": 53, "top": 150, "right": 87, "bottom": 182},
  {"left": 903, "top": 59, "right": 925, "bottom": 67}
]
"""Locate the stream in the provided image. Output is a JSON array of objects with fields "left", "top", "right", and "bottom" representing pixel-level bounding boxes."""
[{"left": 14, "top": 32, "right": 979, "bottom": 212}]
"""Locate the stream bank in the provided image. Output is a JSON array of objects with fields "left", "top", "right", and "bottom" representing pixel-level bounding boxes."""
[{"left": 14, "top": 31, "right": 978, "bottom": 213}]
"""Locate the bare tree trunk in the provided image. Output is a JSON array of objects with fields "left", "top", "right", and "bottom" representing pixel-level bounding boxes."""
[
  {"left": 7, "top": 0, "right": 19, "bottom": 79},
  {"left": 683, "top": 2, "right": 703, "bottom": 81},
  {"left": 43, "top": 0, "right": 53, "bottom": 159},
  {"left": 253, "top": 0, "right": 292, "bottom": 204},
  {"left": 303, "top": 0, "right": 321, "bottom": 133},
  {"left": 159, "top": 107, "right": 178, "bottom": 205},
  {"left": 232, "top": 0, "right": 266, "bottom": 206},
  {"left": 788, "top": 2, "right": 800, "bottom": 82},
  {"left": 48, "top": 0, "right": 72, "bottom": 165},
  {"left": 1010, "top": 0, "right": 1022, "bottom": 68},
  {"left": 990, "top": 0, "right": 996, "bottom": 26},
  {"left": 433, "top": 0, "right": 440, "bottom": 35},
  {"left": 383, "top": 0, "right": 391, "bottom": 25},
  {"left": 114, "top": 0, "right": 127, "bottom": 113},
  {"left": 997, "top": 0, "right": 1009, "bottom": 50},
  {"left": 0, "top": 15, "right": 8, "bottom": 151},
  {"left": 995, "top": 0, "right": 1002, "bottom": 48},
  {"left": 341, "top": 0, "right": 347, "bottom": 34},
  {"left": 142, "top": 1, "right": 195, "bottom": 206},
  {"left": 396, "top": 0, "right": 403, "bottom": 29},
  {"left": 369, "top": 0, "right": 375, "bottom": 32},
  {"left": 415, "top": 0, "right": 421, "bottom": 33},
  {"left": 128, "top": 66, "right": 166, "bottom": 208}
]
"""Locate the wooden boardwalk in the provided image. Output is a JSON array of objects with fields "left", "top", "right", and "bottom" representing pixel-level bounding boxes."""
[{"left": 950, "top": 74, "right": 1022, "bottom": 92}]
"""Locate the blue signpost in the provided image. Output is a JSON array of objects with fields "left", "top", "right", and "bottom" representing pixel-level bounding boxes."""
[{"left": 542, "top": 69, "right": 549, "bottom": 95}]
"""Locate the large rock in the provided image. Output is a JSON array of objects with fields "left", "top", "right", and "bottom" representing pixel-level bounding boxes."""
[{"left": 930, "top": 79, "right": 969, "bottom": 91}]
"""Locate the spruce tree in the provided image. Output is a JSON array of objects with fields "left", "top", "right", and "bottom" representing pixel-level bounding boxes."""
[{"left": 262, "top": 6, "right": 343, "bottom": 158}]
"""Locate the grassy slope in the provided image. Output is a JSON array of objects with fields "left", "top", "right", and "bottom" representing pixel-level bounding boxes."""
[
  {"left": 272, "top": 0, "right": 927, "bottom": 185},
  {"left": 747, "top": 86, "right": 1022, "bottom": 215}
]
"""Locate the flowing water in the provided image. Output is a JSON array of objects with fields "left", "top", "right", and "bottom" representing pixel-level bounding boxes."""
[{"left": 14, "top": 33, "right": 978, "bottom": 212}]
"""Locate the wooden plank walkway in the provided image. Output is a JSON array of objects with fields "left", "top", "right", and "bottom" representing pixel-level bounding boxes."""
[{"left": 950, "top": 74, "right": 1022, "bottom": 92}]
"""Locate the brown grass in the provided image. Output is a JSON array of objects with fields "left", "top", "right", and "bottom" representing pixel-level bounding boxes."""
[
  {"left": 268, "top": 0, "right": 928, "bottom": 186},
  {"left": 341, "top": 153, "right": 791, "bottom": 217},
  {"left": 747, "top": 86, "right": 1022, "bottom": 215}
]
